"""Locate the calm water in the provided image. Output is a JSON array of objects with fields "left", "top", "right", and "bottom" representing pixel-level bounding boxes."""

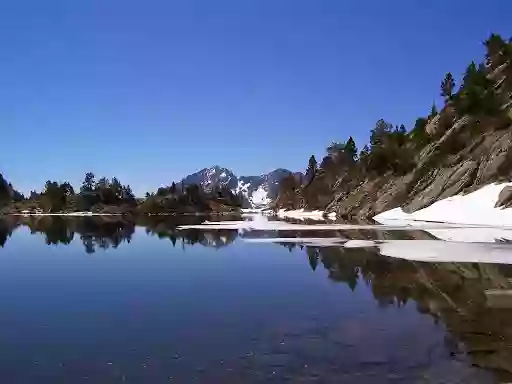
[{"left": 0, "top": 216, "right": 511, "bottom": 383}]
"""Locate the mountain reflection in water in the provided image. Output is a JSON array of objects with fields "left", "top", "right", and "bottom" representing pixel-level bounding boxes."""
[{"left": 0, "top": 215, "right": 512, "bottom": 382}]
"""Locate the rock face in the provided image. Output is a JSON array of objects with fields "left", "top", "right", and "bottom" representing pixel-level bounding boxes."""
[
  {"left": 181, "top": 166, "right": 238, "bottom": 191},
  {"left": 181, "top": 166, "right": 301, "bottom": 208},
  {"left": 324, "top": 121, "right": 512, "bottom": 220}
]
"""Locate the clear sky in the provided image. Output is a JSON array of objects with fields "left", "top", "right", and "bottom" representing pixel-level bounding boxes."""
[{"left": 1, "top": 0, "right": 511, "bottom": 196}]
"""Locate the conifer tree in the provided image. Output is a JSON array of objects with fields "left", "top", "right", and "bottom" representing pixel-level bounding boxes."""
[
  {"left": 429, "top": 103, "right": 438, "bottom": 119},
  {"left": 441, "top": 72, "right": 455, "bottom": 101},
  {"left": 344, "top": 137, "right": 358, "bottom": 161}
]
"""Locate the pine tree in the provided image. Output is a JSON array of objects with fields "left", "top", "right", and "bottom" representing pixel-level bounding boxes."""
[
  {"left": 80, "top": 172, "right": 95, "bottom": 194},
  {"left": 429, "top": 103, "right": 438, "bottom": 119},
  {"left": 358, "top": 145, "right": 370, "bottom": 169},
  {"left": 370, "top": 120, "right": 392, "bottom": 147},
  {"left": 410, "top": 117, "right": 430, "bottom": 147},
  {"left": 441, "top": 72, "right": 455, "bottom": 101},
  {"left": 307, "top": 155, "right": 317, "bottom": 174},
  {"left": 484, "top": 33, "right": 507, "bottom": 69},
  {"left": 462, "top": 62, "right": 478, "bottom": 88},
  {"left": 344, "top": 136, "right": 358, "bottom": 161},
  {"left": 304, "top": 155, "right": 317, "bottom": 185},
  {"left": 111, "top": 177, "right": 122, "bottom": 199},
  {"left": 169, "top": 182, "right": 177, "bottom": 195}
]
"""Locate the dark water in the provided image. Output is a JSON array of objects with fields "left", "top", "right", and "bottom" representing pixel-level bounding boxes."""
[{"left": 0, "top": 216, "right": 511, "bottom": 383}]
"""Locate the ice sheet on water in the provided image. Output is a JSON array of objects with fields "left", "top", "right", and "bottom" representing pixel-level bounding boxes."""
[
  {"left": 178, "top": 212, "right": 512, "bottom": 264},
  {"left": 177, "top": 216, "right": 499, "bottom": 233}
]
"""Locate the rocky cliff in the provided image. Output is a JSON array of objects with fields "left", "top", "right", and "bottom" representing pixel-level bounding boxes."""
[{"left": 326, "top": 120, "right": 512, "bottom": 220}]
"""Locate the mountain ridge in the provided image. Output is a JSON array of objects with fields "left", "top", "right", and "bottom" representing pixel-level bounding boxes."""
[{"left": 180, "top": 165, "right": 302, "bottom": 208}]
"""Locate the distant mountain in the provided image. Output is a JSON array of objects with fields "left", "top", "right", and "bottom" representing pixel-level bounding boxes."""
[{"left": 180, "top": 166, "right": 301, "bottom": 208}]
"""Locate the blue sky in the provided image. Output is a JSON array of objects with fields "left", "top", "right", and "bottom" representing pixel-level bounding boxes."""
[{"left": 0, "top": 0, "right": 511, "bottom": 196}]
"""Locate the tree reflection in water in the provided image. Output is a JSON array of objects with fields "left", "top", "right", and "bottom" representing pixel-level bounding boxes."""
[
  {"left": 0, "top": 217, "right": 15, "bottom": 247},
  {"left": 0, "top": 215, "right": 239, "bottom": 252}
]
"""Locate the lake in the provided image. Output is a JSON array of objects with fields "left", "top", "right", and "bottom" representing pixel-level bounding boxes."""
[{"left": 0, "top": 215, "right": 511, "bottom": 383}]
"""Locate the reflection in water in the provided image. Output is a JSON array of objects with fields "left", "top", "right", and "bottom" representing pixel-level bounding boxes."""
[
  {"left": 9, "top": 216, "right": 136, "bottom": 252},
  {"left": 0, "top": 215, "right": 239, "bottom": 252},
  {"left": 142, "top": 216, "right": 238, "bottom": 249},
  {"left": 0, "top": 218, "right": 14, "bottom": 247},
  {"left": 297, "top": 244, "right": 512, "bottom": 380},
  {"left": 0, "top": 216, "right": 512, "bottom": 381}
]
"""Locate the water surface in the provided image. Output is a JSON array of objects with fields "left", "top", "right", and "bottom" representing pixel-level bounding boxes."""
[{"left": 0, "top": 215, "right": 511, "bottom": 383}]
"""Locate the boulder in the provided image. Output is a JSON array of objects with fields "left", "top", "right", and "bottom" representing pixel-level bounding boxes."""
[{"left": 495, "top": 186, "right": 512, "bottom": 209}]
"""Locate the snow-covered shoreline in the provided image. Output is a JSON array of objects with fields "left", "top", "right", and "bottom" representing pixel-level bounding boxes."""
[
  {"left": 240, "top": 207, "right": 337, "bottom": 221},
  {"left": 373, "top": 182, "right": 512, "bottom": 227}
]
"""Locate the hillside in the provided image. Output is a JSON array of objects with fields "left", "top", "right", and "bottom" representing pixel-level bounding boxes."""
[{"left": 274, "top": 33, "right": 512, "bottom": 221}]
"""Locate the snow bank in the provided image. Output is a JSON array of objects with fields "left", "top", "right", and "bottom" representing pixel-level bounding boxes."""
[
  {"left": 277, "top": 209, "right": 336, "bottom": 221},
  {"left": 374, "top": 182, "right": 512, "bottom": 226}
]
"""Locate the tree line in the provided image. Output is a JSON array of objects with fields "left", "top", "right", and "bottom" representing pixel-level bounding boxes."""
[{"left": 0, "top": 171, "right": 243, "bottom": 213}]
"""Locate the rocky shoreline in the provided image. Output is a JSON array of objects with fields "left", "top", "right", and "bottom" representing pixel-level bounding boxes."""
[{"left": 325, "top": 122, "right": 512, "bottom": 221}]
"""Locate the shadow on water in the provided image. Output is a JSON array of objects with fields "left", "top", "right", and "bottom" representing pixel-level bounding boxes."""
[{"left": 1, "top": 215, "right": 512, "bottom": 381}]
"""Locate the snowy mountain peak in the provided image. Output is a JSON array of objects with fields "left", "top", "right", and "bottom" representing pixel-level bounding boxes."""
[{"left": 180, "top": 167, "right": 301, "bottom": 208}]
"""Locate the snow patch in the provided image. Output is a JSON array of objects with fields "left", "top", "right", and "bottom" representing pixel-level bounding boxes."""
[
  {"left": 374, "top": 182, "right": 512, "bottom": 227},
  {"left": 250, "top": 186, "right": 271, "bottom": 207},
  {"left": 277, "top": 209, "right": 336, "bottom": 221},
  {"left": 235, "top": 180, "right": 251, "bottom": 194}
]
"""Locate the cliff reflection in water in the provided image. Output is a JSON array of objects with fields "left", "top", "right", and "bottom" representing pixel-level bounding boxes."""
[
  {"left": 287, "top": 243, "right": 512, "bottom": 381},
  {"left": 0, "top": 216, "right": 512, "bottom": 380}
]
